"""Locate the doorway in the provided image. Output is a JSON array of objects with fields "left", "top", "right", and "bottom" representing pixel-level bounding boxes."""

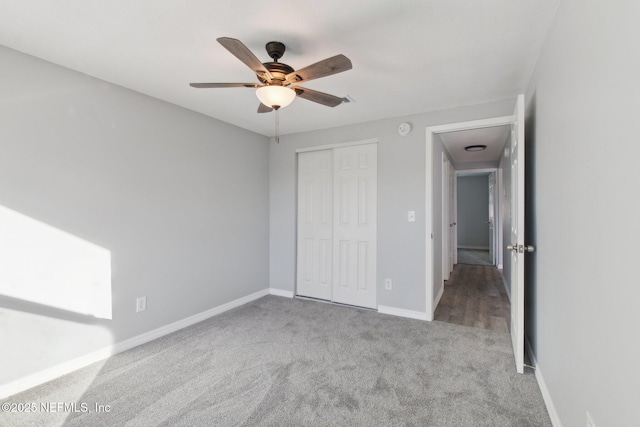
[
  {"left": 456, "top": 170, "right": 498, "bottom": 267},
  {"left": 433, "top": 139, "right": 509, "bottom": 333},
  {"left": 426, "top": 117, "right": 512, "bottom": 318}
]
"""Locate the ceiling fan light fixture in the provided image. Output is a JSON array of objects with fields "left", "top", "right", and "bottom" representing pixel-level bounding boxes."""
[
  {"left": 464, "top": 145, "right": 487, "bottom": 152},
  {"left": 256, "top": 86, "right": 296, "bottom": 110}
]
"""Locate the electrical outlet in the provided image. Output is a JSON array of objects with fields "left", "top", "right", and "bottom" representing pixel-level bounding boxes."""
[
  {"left": 136, "top": 296, "right": 147, "bottom": 313},
  {"left": 586, "top": 411, "right": 596, "bottom": 427},
  {"left": 384, "top": 279, "right": 392, "bottom": 290}
]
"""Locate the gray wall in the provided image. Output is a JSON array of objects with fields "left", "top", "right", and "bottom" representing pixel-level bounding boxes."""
[
  {"left": 0, "top": 46, "right": 269, "bottom": 385},
  {"left": 269, "top": 100, "right": 515, "bottom": 314},
  {"left": 524, "top": 0, "right": 640, "bottom": 425},
  {"left": 457, "top": 175, "right": 489, "bottom": 249}
]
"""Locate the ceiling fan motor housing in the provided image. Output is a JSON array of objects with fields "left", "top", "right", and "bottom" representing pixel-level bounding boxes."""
[
  {"left": 259, "top": 41, "right": 294, "bottom": 85},
  {"left": 260, "top": 62, "right": 294, "bottom": 85}
]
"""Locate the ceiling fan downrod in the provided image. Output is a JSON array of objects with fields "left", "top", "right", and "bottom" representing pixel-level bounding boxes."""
[{"left": 265, "top": 41, "right": 285, "bottom": 62}]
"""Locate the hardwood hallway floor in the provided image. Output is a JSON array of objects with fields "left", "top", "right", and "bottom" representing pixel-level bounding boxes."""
[{"left": 434, "top": 263, "right": 511, "bottom": 333}]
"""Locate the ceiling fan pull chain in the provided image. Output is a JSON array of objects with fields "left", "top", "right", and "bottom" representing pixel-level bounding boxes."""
[{"left": 275, "top": 109, "right": 280, "bottom": 144}]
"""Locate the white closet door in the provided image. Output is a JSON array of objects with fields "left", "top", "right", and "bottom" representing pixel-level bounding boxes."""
[
  {"left": 296, "top": 150, "right": 333, "bottom": 300},
  {"left": 332, "top": 144, "right": 377, "bottom": 309}
]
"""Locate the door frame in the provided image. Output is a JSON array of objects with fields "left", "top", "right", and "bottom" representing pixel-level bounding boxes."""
[
  {"left": 455, "top": 167, "right": 501, "bottom": 267},
  {"left": 425, "top": 116, "right": 512, "bottom": 320}
]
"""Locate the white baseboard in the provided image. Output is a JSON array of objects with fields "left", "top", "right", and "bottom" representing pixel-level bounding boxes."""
[
  {"left": 377, "top": 305, "right": 428, "bottom": 321},
  {"left": 269, "top": 288, "right": 294, "bottom": 298},
  {"left": 434, "top": 283, "right": 445, "bottom": 310},
  {"left": 526, "top": 337, "right": 562, "bottom": 427},
  {"left": 0, "top": 345, "right": 116, "bottom": 400},
  {"left": 0, "top": 288, "right": 270, "bottom": 399},
  {"left": 500, "top": 272, "right": 511, "bottom": 302}
]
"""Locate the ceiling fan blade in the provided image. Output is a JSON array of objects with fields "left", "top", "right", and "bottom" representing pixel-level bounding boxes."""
[
  {"left": 286, "top": 54, "right": 352, "bottom": 84},
  {"left": 217, "top": 37, "right": 274, "bottom": 82},
  {"left": 257, "top": 103, "right": 273, "bottom": 113},
  {"left": 189, "top": 83, "right": 260, "bottom": 88},
  {"left": 293, "top": 86, "right": 344, "bottom": 107}
]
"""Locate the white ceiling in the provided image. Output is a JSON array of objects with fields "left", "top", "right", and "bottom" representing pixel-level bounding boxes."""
[
  {"left": 440, "top": 125, "right": 511, "bottom": 167},
  {"left": 0, "top": 0, "right": 559, "bottom": 136}
]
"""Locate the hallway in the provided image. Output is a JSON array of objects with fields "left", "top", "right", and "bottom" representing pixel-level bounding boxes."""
[{"left": 434, "top": 263, "right": 510, "bottom": 333}]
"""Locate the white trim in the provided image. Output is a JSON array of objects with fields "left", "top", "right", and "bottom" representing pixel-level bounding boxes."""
[
  {"left": 456, "top": 168, "right": 497, "bottom": 176},
  {"left": 269, "top": 288, "right": 294, "bottom": 298},
  {"left": 425, "top": 128, "right": 435, "bottom": 320},
  {"left": 377, "top": 305, "right": 428, "bottom": 321},
  {"left": 0, "top": 288, "right": 270, "bottom": 399},
  {"left": 526, "top": 338, "right": 562, "bottom": 427},
  {"left": 426, "top": 115, "right": 513, "bottom": 324},
  {"left": 428, "top": 116, "right": 513, "bottom": 134},
  {"left": 295, "top": 138, "right": 378, "bottom": 153},
  {"left": 434, "top": 281, "right": 445, "bottom": 309}
]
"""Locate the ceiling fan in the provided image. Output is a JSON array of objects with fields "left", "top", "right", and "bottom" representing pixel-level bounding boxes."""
[{"left": 190, "top": 37, "right": 352, "bottom": 113}]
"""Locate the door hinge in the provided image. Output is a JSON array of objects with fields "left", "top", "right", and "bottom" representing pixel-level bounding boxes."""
[{"left": 508, "top": 244, "right": 535, "bottom": 253}]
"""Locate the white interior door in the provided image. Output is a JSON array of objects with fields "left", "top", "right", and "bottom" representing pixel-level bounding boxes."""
[
  {"left": 488, "top": 172, "right": 496, "bottom": 265},
  {"left": 332, "top": 144, "right": 377, "bottom": 309},
  {"left": 449, "top": 164, "right": 456, "bottom": 271},
  {"left": 496, "top": 169, "right": 504, "bottom": 269},
  {"left": 442, "top": 155, "right": 450, "bottom": 281},
  {"left": 452, "top": 172, "right": 458, "bottom": 265},
  {"left": 509, "top": 94, "right": 526, "bottom": 374},
  {"left": 296, "top": 150, "right": 333, "bottom": 301}
]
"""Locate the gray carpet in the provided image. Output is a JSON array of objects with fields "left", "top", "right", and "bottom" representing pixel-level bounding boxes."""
[
  {"left": 1, "top": 296, "right": 550, "bottom": 426},
  {"left": 457, "top": 249, "right": 493, "bottom": 266}
]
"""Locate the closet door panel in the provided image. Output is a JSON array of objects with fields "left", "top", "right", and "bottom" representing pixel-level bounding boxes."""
[
  {"left": 332, "top": 144, "right": 377, "bottom": 309},
  {"left": 296, "top": 150, "right": 333, "bottom": 300}
]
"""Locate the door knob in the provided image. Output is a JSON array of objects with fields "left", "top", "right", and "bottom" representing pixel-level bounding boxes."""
[{"left": 507, "top": 245, "right": 516, "bottom": 251}]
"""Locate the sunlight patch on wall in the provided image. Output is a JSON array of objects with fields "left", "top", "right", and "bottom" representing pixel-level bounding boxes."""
[{"left": 0, "top": 205, "right": 112, "bottom": 319}]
